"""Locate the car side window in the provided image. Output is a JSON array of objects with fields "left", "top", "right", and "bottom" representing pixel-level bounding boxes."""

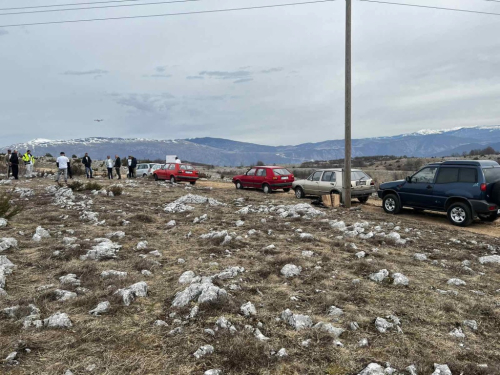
[
  {"left": 412, "top": 167, "right": 438, "bottom": 184},
  {"left": 436, "top": 168, "right": 459, "bottom": 184},
  {"left": 247, "top": 168, "right": 256, "bottom": 176},
  {"left": 180, "top": 165, "right": 186, "bottom": 170},
  {"left": 312, "top": 171, "right": 322, "bottom": 181},
  {"left": 322, "top": 171, "right": 333, "bottom": 181},
  {"left": 169, "top": 164, "right": 175, "bottom": 170},
  {"left": 256, "top": 169, "right": 266, "bottom": 177},
  {"left": 331, "top": 172, "right": 336, "bottom": 182},
  {"left": 458, "top": 168, "right": 478, "bottom": 183}
]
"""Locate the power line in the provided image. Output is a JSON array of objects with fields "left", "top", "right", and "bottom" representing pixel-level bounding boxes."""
[
  {"left": 0, "top": 0, "right": 336, "bottom": 28},
  {"left": 358, "top": 0, "right": 500, "bottom": 16},
  {"left": 0, "top": 0, "right": 149, "bottom": 12},
  {"left": 0, "top": 0, "right": 204, "bottom": 16}
]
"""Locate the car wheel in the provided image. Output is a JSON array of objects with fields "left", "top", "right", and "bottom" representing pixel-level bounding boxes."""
[
  {"left": 295, "top": 187, "right": 304, "bottom": 199},
  {"left": 154, "top": 174, "right": 158, "bottom": 181},
  {"left": 235, "top": 181, "right": 243, "bottom": 189},
  {"left": 263, "top": 184, "right": 271, "bottom": 194},
  {"left": 143, "top": 173, "right": 147, "bottom": 177},
  {"left": 478, "top": 212, "right": 497, "bottom": 222},
  {"left": 170, "top": 175, "right": 176, "bottom": 184},
  {"left": 358, "top": 196, "right": 369, "bottom": 204},
  {"left": 190, "top": 181, "right": 196, "bottom": 185},
  {"left": 382, "top": 194, "right": 401, "bottom": 214},
  {"left": 447, "top": 202, "right": 473, "bottom": 227},
  {"left": 283, "top": 188, "right": 290, "bottom": 193}
]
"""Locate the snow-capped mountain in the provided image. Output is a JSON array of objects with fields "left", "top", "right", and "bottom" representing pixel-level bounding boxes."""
[{"left": 3, "top": 125, "right": 500, "bottom": 166}]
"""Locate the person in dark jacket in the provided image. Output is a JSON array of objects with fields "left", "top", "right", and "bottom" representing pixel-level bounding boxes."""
[
  {"left": 9, "top": 150, "right": 19, "bottom": 180},
  {"left": 127, "top": 155, "right": 137, "bottom": 178},
  {"left": 81, "top": 153, "right": 93, "bottom": 178},
  {"left": 67, "top": 158, "right": 73, "bottom": 179},
  {"left": 114, "top": 155, "right": 122, "bottom": 180}
]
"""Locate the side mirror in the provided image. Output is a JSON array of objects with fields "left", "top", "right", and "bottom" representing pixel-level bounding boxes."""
[{"left": 405, "top": 176, "right": 412, "bottom": 183}]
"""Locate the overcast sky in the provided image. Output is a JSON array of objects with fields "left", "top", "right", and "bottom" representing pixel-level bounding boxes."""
[{"left": 1, "top": 0, "right": 500, "bottom": 146}]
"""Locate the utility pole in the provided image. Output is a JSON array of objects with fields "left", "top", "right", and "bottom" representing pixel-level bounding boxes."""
[{"left": 344, "top": 0, "right": 352, "bottom": 208}]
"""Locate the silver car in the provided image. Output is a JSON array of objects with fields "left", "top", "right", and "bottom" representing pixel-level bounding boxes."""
[
  {"left": 292, "top": 168, "right": 376, "bottom": 203},
  {"left": 136, "top": 163, "right": 161, "bottom": 177}
]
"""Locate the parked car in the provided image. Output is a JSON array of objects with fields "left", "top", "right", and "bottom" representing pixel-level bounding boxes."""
[
  {"left": 232, "top": 166, "right": 294, "bottom": 194},
  {"left": 136, "top": 163, "right": 161, "bottom": 177},
  {"left": 292, "top": 168, "right": 375, "bottom": 203},
  {"left": 378, "top": 160, "right": 500, "bottom": 226},
  {"left": 153, "top": 163, "right": 199, "bottom": 184}
]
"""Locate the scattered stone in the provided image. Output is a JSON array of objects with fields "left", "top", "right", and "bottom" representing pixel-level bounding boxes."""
[
  {"left": 375, "top": 317, "right": 393, "bottom": 333},
  {"left": 280, "top": 264, "right": 302, "bottom": 278},
  {"left": 54, "top": 289, "right": 77, "bottom": 302},
  {"left": 101, "top": 270, "right": 127, "bottom": 279},
  {"left": 276, "top": 348, "right": 288, "bottom": 357},
  {"left": 358, "top": 363, "right": 385, "bottom": 375},
  {"left": 204, "top": 370, "right": 222, "bottom": 375},
  {"left": 478, "top": 255, "right": 500, "bottom": 264},
  {"left": 463, "top": 319, "right": 478, "bottom": 331},
  {"left": 172, "top": 280, "right": 227, "bottom": 307},
  {"left": 431, "top": 364, "right": 452, "bottom": 375},
  {"left": 313, "top": 322, "right": 344, "bottom": 338},
  {"left": 406, "top": 365, "right": 418, "bottom": 375},
  {"left": 280, "top": 309, "right": 313, "bottom": 330},
  {"left": 166, "top": 220, "right": 176, "bottom": 227},
  {"left": 0, "top": 238, "right": 17, "bottom": 252},
  {"left": 392, "top": 273, "right": 409, "bottom": 286},
  {"left": 358, "top": 338, "right": 369, "bottom": 347},
  {"left": 43, "top": 312, "right": 72, "bottom": 329},
  {"left": 136, "top": 241, "right": 148, "bottom": 250},
  {"left": 414, "top": 253, "right": 427, "bottom": 261},
  {"left": 447, "top": 278, "right": 466, "bottom": 286},
  {"left": 193, "top": 344, "right": 214, "bottom": 359},
  {"left": 449, "top": 327, "right": 465, "bottom": 339},
  {"left": 299, "top": 233, "right": 314, "bottom": 241},
  {"left": 254, "top": 328, "right": 270, "bottom": 341},
  {"left": 59, "top": 274, "right": 80, "bottom": 286},
  {"left": 302, "top": 250, "right": 314, "bottom": 257},
  {"left": 240, "top": 301, "right": 257, "bottom": 317},
  {"left": 89, "top": 301, "right": 110, "bottom": 316},
  {"left": 369, "top": 269, "right": 389, "bottom": 283},
  {"left": 328, "top": 305, "right": 344, "bottom": 318},
  {"left": 115, "top": 281, "right": 148, "bottom": 306},
  {"left": 32, "top": 226, "right": 50, "bottom": 242},
  {"left": 106, "top": 231, "right": 125, "bottom": 239},
  {"left": 81, "top": 239, "right": 121, "bottom": 260}
]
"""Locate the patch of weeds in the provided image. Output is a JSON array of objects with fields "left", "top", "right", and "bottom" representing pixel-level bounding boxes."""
[
  {"left": 109, "top": 185, "right": 123, "bottom": 196},
  {"left": 130, "top": 214, "right": 156, "bottom": 223},
  {"left": 85, "top": 181, "right": 103, "bottom": 191},
  {"left": 217, "top": 332, "right": 274, "bottom": 372},
  {"left": 0, "top": 193, "right": 23, "bottom": 219}
]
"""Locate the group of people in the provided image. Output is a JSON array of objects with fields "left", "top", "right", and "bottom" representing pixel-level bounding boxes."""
[
  {"left": 4, "top": 149, "right": 36, "bottom": 180},
  {"left": 55, "top": 153, "right": 139, "bottom": 183}
]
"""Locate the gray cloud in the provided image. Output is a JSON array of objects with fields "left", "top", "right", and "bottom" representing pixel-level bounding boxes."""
[
  {"left": 63, "top": 69, "right": 108, "bottom": 76},
  {"left": 186, "top": 76, "right": 204, "bottom": 80},
  {"left": 233, "top": 78, "right": 253, "bottom": 84},
  {"left": 260, "top": 68, "right": 283, "bottom": 74},
  {"left": 0, "top": 29, "right": 8, "bottom": 36},
  {"left": 148, "top": 74, "right": 172, "bottom": 78},
  {"left": 199, "top": 70, "right": 252, "bottom": 80}
]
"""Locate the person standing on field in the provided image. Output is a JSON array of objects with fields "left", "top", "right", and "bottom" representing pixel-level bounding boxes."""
[
  {"left": 10, "top": 150, "right": 19, "bottom": 180},
  {"left": 22, "top": 150, "right": 35, "bottom": 178},
  {"left": 175, "top": 156, "right": 181, "bottom": 164},
  {"left": 56, "top": 152, "right": 70, "bottom": 184},
  {"left": 5, "top": 150, "right": 12, "bottom": 178},
  {"left": 114, "top": 155, "right": 121, "bottom": 179},
  {"left": 105, "top": 155, "right": 114, "bottom": 179},
  {"left": 82, "top": 153, "right": 93, "bottom": 178}
]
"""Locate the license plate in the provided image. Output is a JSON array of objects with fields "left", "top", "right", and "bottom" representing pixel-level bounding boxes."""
[
  {"left": 185, "top": 171, "right": 192, "bottom": 174},
  {"left": 281, "top": 177, "right": 288, "bottom": 180},
  {"left": 356, "top": 181, "right": 366, "bottom": 186}
]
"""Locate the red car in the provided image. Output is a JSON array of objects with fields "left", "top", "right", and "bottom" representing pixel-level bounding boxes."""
[
  {"left": 232, "top": 166, "right": 294, "bottom": 194},
  {"left": 153, "top": 163, "right": 199, "bottom": 184}
]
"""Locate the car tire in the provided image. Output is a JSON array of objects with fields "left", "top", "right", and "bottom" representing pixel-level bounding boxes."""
[
  {"left": 235, "top": 181, "right": 243, "bottom": 189},
  {"left": 190, "top": 181, "right": 196, "bottom": 185},
  {"left": 154, "top": 174, "right": 158, "bottom": 181},
  {"left": 262, "top": 184, "right": 271, "bottom": 194},
  {"left": 478, "top": 212, "right": 497, "bottom": 222},
  {"left": 283, "top": 188, "right": 290, "bottom": 193},
  {"left": 295, "top": 187, "right": 304, "bottom": 199},
  {"left": 491, "top": 182, "right": 500, "bottom": 205},
  {"left": 170, "top": 175, "right": 176, "bottom": 184},
  {"left": 382, "top": 193, "right": 401, "bottom": 214},
  {"left": 143, "top": 173, "right": 147, "bottom": 177},
  {"left": 447, "top": 202, "right": 473, "bottom": 227},
  {"left": 358, "top": 196, "right": 369, "bottom": 204}
]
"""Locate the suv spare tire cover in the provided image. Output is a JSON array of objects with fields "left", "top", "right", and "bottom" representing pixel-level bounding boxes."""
[{"left": 491, "top": 182, "right": 500, "bottom": 205}]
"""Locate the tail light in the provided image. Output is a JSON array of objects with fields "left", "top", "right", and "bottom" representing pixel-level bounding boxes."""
[
  {"left": 488, "top": 205, "right": 497, "bottom": 211},
  {"left": 273, "top": 177, "right": 278, "bottom": 180},
  {"left": 480, "top": 183, "right": 487, "bottom": 192},
  {"left": 370, "top": 181, "right": 375, "bottom": 186}
]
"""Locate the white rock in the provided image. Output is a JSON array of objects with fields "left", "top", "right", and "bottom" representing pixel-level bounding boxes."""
[
  {"left": 106, "top": 231, "right": 125, "bottom": 239},
  {"left": 276, "top": 348, "right": 288, "bottom": 357},
  {"left": 313, "top": 322, "right": 344, "bottom": 338},
  {"left": 414, "top": 253, "right": 427, "bottom": 261},
  {"left": 431, "top": 364, "right": 452, "bottom": 375},
  {"left": 43, "top": 312, "right": 72, "bottom": 328},
  {"left": 166, "top": 220, "right": 176, "bottom": 227},
  {"left": 32, "top": 226, "right": 50, "bottom": 242},
  {"left": 81, "top": 240, "right": 121, "bottom": 260},
  {"left": 115, "top": 281, "right": 148, "bottom": 306},
  {"left": 447, "top": 278, "right": 466, "bottom": 286},
  {"left": 406, "top": 365, "right": 418, "bottom": 375},
  {"left": 463, "top": 319, "right": 478, "bottom": 331},
  {"left": 392, "top": 273, "right": 409, "bottom": 286},
  {"left": 302, "top": 250, "right": 314, "bottom": 257},
  {"left": 357, "top": 363, "right": 385, "bottom": 375},
  {"left": 0, "top": 238, "right": 17, "bottom": 252},
  {"left": 299, "top": 233, "right": 314, "bottom": 241},
  {"left": 449, "top": 327, "right": 465, "bottom": 339},
  {"left": 375, "top": 317, "right": 393, "bottom": 333},
  {"left": 193, "top": 344, "right": 214, "bottom": 359},
  {"left": 280, "top": 264, "right": 302, "bottom": 278},
  {"left": 101, "top": 270, "right": 127, "bottom": 279},
  {"left": 235, "top": 220, "right": 245, "bottom": 227},
  {"left": 217, "top": 266, "right": 245, "bottom": 280},
  {"left": 178, "top": 271, "right": 196, "bottom": 284},
  {"left": 136, "top": 241, "right": 148, "bottom": 250},
  {"left": 172, "top": 281, "right": 227, "bottom": 307},
  {"left": 154, "top": 320, "right": 168, "bottom": 326},
  {"left": 355, "top": 251, "right": 366, "bottom": 259},
  {"left": 328, "top": 306, "right": 344, "bottom": 318},
  {"left": 254, "top": 328, "right": 270, "bottom": 341},
  {"left": 54, "top": 289, "right": 77, "bottom": 301},
  {"left": 0, "top": 218, "right": 8, "bottom": 228},
  {"left": 280, "top": 309, "right": 313, "bottom": 330},
  {"left": 369, "top": 269, "right": 389, "bottom": 282},
  {"left": 89, "top": 301, "right": 110, "bottom": 316},
  {"left": 59, "top": 274, "right": 80, "bottom": 286},
  {"left": 358, "top": 338, "right": 369, "bottom": 347},
  {"left": 204, "top": 370, "right": 222, "bottom": 375},
  {"left": 240, "top": 301, "right": 257, "bottom": 317},
  {"left": 478, "top": 255, "right": 500, "bottom": 264}
]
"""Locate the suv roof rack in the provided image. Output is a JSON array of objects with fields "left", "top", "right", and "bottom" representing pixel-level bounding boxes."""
[{"left": 440, "top": 160, "right": 499, "bottom": 167}]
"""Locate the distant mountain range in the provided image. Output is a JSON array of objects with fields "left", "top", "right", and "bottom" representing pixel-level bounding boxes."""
[{"left": 2, "top": 125, "right": 500, "bottom": 166}]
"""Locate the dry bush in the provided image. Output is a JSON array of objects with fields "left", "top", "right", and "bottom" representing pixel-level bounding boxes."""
[
  {"left": 0, "top": 193, "right": 23, "bottom": 219},
  {"left": 109, "top": 185, "right": 123, "bottom": 196},
  {"left": 129, "top": 214, "right": 156, "bottom": 223}
]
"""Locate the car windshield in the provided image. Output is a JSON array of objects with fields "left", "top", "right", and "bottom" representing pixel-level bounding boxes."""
[
  {"left": 180, "top": 164, "right": 194, "bottom": 170},
  {"left": 483, "top": 167, "right": 500, "bottom": 183},
  {"left": 351, "top": 171, "right": 370, "bottom": 180},
  {"left": 273, "top": 168, "right": 291, "bottom": 176}
]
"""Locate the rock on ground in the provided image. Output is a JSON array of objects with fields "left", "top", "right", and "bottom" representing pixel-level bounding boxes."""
[
  {"left": 281, "top": 309, "right": 313, "bottom": 330},
  {"left": 358, "top": 363, "right": 385, "bottom": 375},
  {"left": 89, "top": 301, "right": 110, "bottom": 316},
  {"left": 280, "top": 264, "right": 302, "bottom": 278},
  {"left": 193, "top": 344, "right": 214, "bottom": 359},
  {"left": 43, "top": 312, "right": 72, "bottom": 329},
  {"left": 432, "top": 364, "right": 452, "bottom": 375}
]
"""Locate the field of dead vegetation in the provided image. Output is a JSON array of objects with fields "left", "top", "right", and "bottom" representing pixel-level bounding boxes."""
[{"left": 1, "top": 176, "right": 500, "bottom": 375}]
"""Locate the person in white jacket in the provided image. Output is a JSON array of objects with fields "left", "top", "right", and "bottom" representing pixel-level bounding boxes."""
[
  {"left": 105, "top": 155, "right": 114, "bottom": 179},
  {"left": 175, "top": 157, "right": 181, "bottom": 164}
]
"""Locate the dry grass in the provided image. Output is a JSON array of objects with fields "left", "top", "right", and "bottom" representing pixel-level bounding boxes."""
[{"left": 1, "top": 177, "right": 500, "bottom": 374}]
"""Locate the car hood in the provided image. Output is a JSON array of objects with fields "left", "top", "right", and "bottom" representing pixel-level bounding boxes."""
[
  {"left": 292, "top": 179, "right": 308, "bottom": 186},
  {"left": 379, "top": 180, "right": 405, "bottom": 190}
]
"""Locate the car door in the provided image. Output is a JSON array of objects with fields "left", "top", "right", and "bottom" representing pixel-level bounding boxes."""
[
  {"left": 242, "top": 168, "right": 257, "bottom": 187},
  {"left": 254, "top": 168, "right": 267, "bottom": 189},
  {"left": 318, "top": 171, "right": 337, "bottom": 194},
  {"left": 433, "top": 167, "right": 477, "bottom": 209},
  {"left": 305, "top": 171, "right": 323, "bottom": 195},
  {"left": 159, "top": 164, "right": 169, "bottom": 179},
  {"left": 399, "top": 166, "right": 438, "bottom": 207}
]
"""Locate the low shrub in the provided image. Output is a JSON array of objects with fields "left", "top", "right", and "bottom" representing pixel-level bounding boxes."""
[
  {"left": 0, "top": 194, "right": 23, "bottom": 219},
  {"left": 109, "top": 185, "right": 123, "bottom": 196}
]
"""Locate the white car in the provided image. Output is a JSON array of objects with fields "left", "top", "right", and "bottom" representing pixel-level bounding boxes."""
[
  {"left": 292, "top": 168, "right": 376, "bottom": 203},
  {"left": 136, "top": 163, "right": 161, "bottom": 177}
]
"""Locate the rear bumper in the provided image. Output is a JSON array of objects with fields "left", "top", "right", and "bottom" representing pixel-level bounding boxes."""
[
  {"left": 351, "top": 187, "right": 376, "bottom": 197},
  {"left": 176, "top": 175, "right": 199, "bottom": 181},
  {"left": 270, "top": 182, "right": 293, "bottom": 189},
  {"left": 470, "top": 199, "right": 497, "bottom": 214}
]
